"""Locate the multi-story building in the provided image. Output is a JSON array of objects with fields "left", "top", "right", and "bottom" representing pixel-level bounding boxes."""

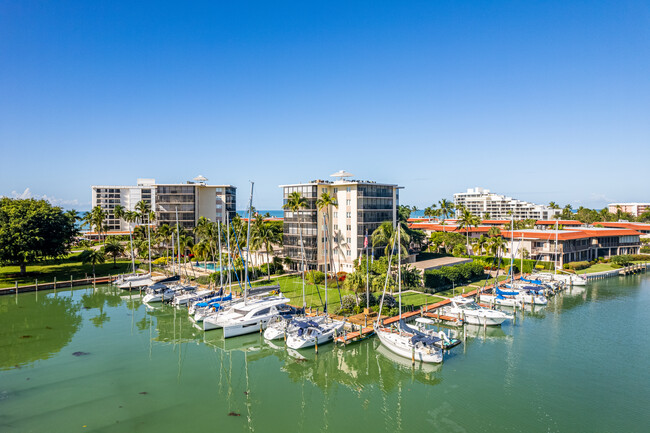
[
  {"left": 280, "top": 171, "right": 400, "bottom": 272},
  {"left": 91, "top": 177, "right": 236, "bottom": 232},
  {"left": 607, "top": 203, "right": 650, "bottom": 217},
  {"left": 454, "top": 187, "right": 560, "bottom": 220},
  {"left": 501, "top": 227, "right": 641, "bottom": 266}
]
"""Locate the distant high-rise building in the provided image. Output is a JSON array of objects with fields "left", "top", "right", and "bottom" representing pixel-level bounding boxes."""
[
  {"left": 280, "top": 170, "right": 400, "bottom": 272},
  {"left": 454, "top": 187, "right": 559, "bottom": 220},
  {"left": 607, "top": 203, "right": 650, "bottom": 218},
  {"left": 91, "top": 177, "right": 236, "bottom": 232}
]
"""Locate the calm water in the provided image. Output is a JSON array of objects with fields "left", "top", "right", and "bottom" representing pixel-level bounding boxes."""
[{"left": 1, "top": 276, "right": 649, "bottom": 432}]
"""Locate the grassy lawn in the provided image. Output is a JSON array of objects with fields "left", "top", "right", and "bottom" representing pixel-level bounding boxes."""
[
  {"left": 0, "top": 252, "right": 140, "bottom": 288},
  {"left": 250, "top": 275, "right": 444, "bottom": 312},
  {"left": 399, "top": 291, "right": 446, "bottom": 306},
  {"left": 434, "top": 275, "right": 508, "bottom": 297}
]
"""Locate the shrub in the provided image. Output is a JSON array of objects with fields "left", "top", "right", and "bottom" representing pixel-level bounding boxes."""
[
  {"left": 152, "top": 257, "right": 168, "bottom": 265},
  {"left": 611, "top": 255, "right": 632, "bottom": 267},
  {"left": 358, "top": 292, "right": 378, "bottom": 307},
  {"left": 564, "top": 261, "right": 590, "bottom": 271}
]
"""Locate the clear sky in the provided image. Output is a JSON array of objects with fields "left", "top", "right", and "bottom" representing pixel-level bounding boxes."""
[{"left": 1, "top": 1, "right": 649, "bottom": 211}]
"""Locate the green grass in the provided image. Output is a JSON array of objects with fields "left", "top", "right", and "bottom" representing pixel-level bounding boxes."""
[
  {"left": 399, "top": 291, "right": 446, "bottom": 306},
  {"left": 434, "top": 275, "right": 508, "bottom": 297},
  {"left": 0, "top": 252, "right": 140, "bottom": 288},
  {"left": 250, "top": 275, "right": 444, "bottom": 312}
]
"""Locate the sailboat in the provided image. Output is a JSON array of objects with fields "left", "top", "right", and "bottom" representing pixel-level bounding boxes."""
[
  {"left": 284, "top": 213, "right": 344, "bottom": 349},
  {"left": 203, "top": 182, "right": 290, "bottom": 337},
  {"left": 375, "top": 224, "right": 444, "bottom": 363}
]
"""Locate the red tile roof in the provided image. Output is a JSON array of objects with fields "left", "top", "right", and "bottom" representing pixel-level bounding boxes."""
[{"left": 536, "top": 220, "right": 583, "bottom": 225}]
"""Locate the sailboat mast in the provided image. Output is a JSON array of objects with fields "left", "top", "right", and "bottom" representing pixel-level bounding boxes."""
[
  {"left": 398, "top": 222, "right": 402, "bottom": 322},
  {"left": 244, "top": 182, "right": 254, "bottom": 302},
  {"left": 510, "top": 213, "right": 514, "bottom": 283},
  {"left": 323, "top": 213, "right": 328, "bottom": 315},
  {"left": 147, "top": 213, "right": 152, "bottom": 275},
  {"left": 175, "top": 207, "right": 181, "bottom": 277},
  {"left": 365, "top": 228, "right": 369, "bottom": 311},
  {"left": 218, "top": 221, "right": 223, "bottom": 292},
  {"left": 555, "top": 219, "right": 559, "bottom": 275},
  {"left": 226, "top": 214, "right": 232, "bottom": 294}
]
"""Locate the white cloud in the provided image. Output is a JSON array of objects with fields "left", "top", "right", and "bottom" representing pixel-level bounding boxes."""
[{"left": 8, "top": 188, "right": 80, "bottom": 207}]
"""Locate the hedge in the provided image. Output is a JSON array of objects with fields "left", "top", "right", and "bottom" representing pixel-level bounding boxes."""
[
  {"left": 563, "top": 261, "right": 590, "bottom": 271},
  {"left": 424, "top": 262, "right": 485, "bottom": 292},
  {"left": 471, "top": 256, "right": 554, "bottom": 273}
]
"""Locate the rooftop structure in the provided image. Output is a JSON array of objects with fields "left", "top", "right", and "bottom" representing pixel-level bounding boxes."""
[
  {"left": 454, "top": 187, "right": 560, "bottom": 220},
  {"left": 280, "top": 171, "right": 401, "bottom": 272}
]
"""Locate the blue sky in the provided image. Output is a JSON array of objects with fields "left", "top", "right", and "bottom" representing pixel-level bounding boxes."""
[{"left": 1, "top": 1, "right": 649, "bottom": 210}]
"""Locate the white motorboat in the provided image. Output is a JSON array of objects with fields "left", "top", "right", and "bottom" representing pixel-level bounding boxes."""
[
  {"left": 479, "top": 286, "right": 547, "bottom": 307},
  {"left": 172, "top": 289, "right": 211, "bottom": 307},
  {"left": 142, "top": 283, "right": 188, "bottom": 304},
  {"left": 117, "top": 273, "right": 153, "bottom": 289},
  {"left": 264, "top": 315, "right": 323, "bottom": 341},
  {"left": 285, "top": 317, "right": 344, "bottom": 349},
  {"left": 536, "top": 272, "right": 587, "bottom": 286},
  {"left": 203, "top": 295, "right": 290, "bottom": 335},
  {"left": 441, "top": 296, "right": 511, "bottom": 326}
]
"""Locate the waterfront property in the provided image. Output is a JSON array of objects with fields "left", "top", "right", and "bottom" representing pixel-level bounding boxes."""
[
  {"left": 501, "top": 227, "right": 642, "bottom": 265},
  {"left": 91, "top": 176, "right": 236, "bottom": 232},
  {"left": 454, "top": 187, "right": 561, "bottom": 220},
  {"left": 280, "top": 170, "right": 401, "bottom": 272}
]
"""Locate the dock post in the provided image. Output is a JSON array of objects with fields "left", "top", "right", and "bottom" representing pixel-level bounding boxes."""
[
  {"left": 314, "top": 338, "right": 318, "bottom": 354},
  {"left": 15, "top": 281, "right": 18, "bottom": 299},
  {"left": 54, "top": 277, "right": 57, "bottom": 291},
  {"left": 93, "top": 274, "right": 96, "bottom": 289},
  {"left": 35, "top": 279, "right": 38, "bottom": 292},
  {"left": 411, "top": 346, "right": 415, "bottom": 365},
  {"left": 260, "top": 322, "right": 263, "bottom": 334},
  {"left": 70, "top": 275, "right": 73, "bottom": 288}
]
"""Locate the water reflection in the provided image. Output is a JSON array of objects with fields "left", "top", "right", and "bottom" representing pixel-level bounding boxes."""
[{"left": 0, "top": 293, "right": 82, "bottom": 369}]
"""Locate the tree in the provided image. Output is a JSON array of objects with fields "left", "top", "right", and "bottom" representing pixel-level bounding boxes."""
[
  {"left": 0, "top": 198, "right": 77, "bottom": 275},
  {"left": 82, "top": 249, "right": 105, "bottom": 275},
  {"left": 83, "top": 206, "right": 107, "bottom": 243},
  {"left": 283, "top": 192, "right": 308, "bottom": 270},
  {"left": 561, "top": 204, "right": 573, "bottom": 220},
  {"left": 487, "top": 226, "right": 501, "bottom": 237},
  {"left": 316, "top": 191, "right": 338, "bottom": 272},
  {"left": 456, "top": 206, "right": 481, "bottom": 255},
  {"left": 252, "top": 220, "right": 282, "bottom": 280},
  {"left": 371, "top": 221, "right": 410, "bottom": 257},
  {"left": 423, "top": 204, "right": 439, "bottom": 219},
  {"left": 486, "top": 236, "right": 506, "bottom": 257},
  {"left": 438, "top": 199, "right": 455, "bottom": 221},
  {"left": 472, "top": 234, "right": 487, "bottom": 255},
  {"left": 103, "top": 237, "right": 124, "bottom": 266}
]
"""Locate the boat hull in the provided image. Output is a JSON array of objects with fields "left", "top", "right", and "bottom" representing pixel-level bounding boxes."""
[{"left": 376, "top": 328, "right": 443, "bottom": 363}]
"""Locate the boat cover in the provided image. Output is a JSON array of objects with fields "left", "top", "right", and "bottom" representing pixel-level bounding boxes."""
[
  {"left": 496, "top": 288, "right": 519, "bottom": 296},
  {"left": 521, "top": 278, "right": 542, "bottom": 285}
]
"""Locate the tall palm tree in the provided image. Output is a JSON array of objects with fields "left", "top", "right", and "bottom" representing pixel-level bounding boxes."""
[
  {"left": 316, "top": 191, "right": 338, "bottom": 273},
  {"left": 283, "top": 191, "right": 308, "bottom": 269},
  {"left": 283, "top": 191, "right": 308, "bottom": 307},
  {"left": 84, "top": 206, "right": 107, "bottom": 243},
  {"left": 156, "top": 224, "right": 172, "bottom": 264},
  {"left": 456, "top": 206, "right": 481, "bottom": 255},
  {"left": 371, "top": 221, "right": 410, "bottom": 257},
  {"left": 253, "top": 221, "right": 282, "bottom": 281},
  {"left": 438, "top": 199, "right": 454, "bottom": 222},
  {"left": 472, "top": 234, "right": 487, "bottom": 255},
  {"left": 423, "top": 204, "right": 438, "bottom": 219}
]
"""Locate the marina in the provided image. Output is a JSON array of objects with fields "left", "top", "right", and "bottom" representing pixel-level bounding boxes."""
[{"left": 1, "top": 273, "right": 649, "bottom": 432}]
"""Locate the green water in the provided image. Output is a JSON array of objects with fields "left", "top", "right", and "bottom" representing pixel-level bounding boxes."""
[{"left": 1, "top": 276, "right": 649, "bottom": 432}]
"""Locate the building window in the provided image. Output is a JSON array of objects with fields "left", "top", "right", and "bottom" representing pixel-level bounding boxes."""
[
  {"left": 333, "top": 187, "right": 338, "bottom": 193},
  {"left": 346, "top": 237, "right": 351, "bottom": 244},
  {"left": 346, "top": 212, "right": 351, "bottom": 218},
  {"left": 346, "top": 187, "right": 351, "bottom": 192},
  {"left": 346, "top": 199, "right": 351, "bottom": 205},
  {"left": 346, "top": 250, "right": 351, "bottom": 256},
  {"left": 333, "top": 212, "right": 338, "bottom": 218},
  {"left": 346, "top": 224, "right": 351, "bottom": 231}
]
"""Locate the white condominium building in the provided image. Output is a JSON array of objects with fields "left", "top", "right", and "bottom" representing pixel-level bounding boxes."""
[
  {"left": 280, "top": 170, "right": 400, "bottom": 272},
  {"left": 454, "top": 187, "right": 560, "bottom": 220},
  {"left": 91, "top": 176, "right": 236, "bottom": 232}
]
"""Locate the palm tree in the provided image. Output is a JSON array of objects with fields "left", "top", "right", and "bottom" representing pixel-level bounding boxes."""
[
  {"left": 548, "top": 201, "right": 560, "bottom": 209},
  {"left": 487, "top": 236, "right": 506, "bottom": 257},
  {"left": 472, "top": 234, "right": 487, "bottom": 255},
  {"left": 192, "top": 240, "right": 211, "bottom": 269},
  {"left": 283, "top": 192, "right": 308, "bottom": 269},
  {"left": 438, "top": 199, "right": 454, "bottom": 222},
  {"left": 82, "top": 249, "right": 105, "bottom": 275},
  {"left": 84, "top": 206, "right": 107, "bottom": 243},
  {"left": 371, "top": 221, "right": 410, "bottom": 257},
  {"left": 103, "top": 237, "right": 124, "bottom": 266},
  {"left": 316, "top": 191, "right": 338, "bottom": 274},
  {"left": 423, "top": 204, "right": 438, "bottom": 219},
  {"left": 253, "top": 221, "right": 282, "bottom": 280},
  {"left": 156, "top": 224, "right": 172, "bottom": 263},
  {"left": 487, "top": 226, "right": 501, "bottom": 237},
  {"left": 456, "top": 206, "right": 481, "bottom": 255}
]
